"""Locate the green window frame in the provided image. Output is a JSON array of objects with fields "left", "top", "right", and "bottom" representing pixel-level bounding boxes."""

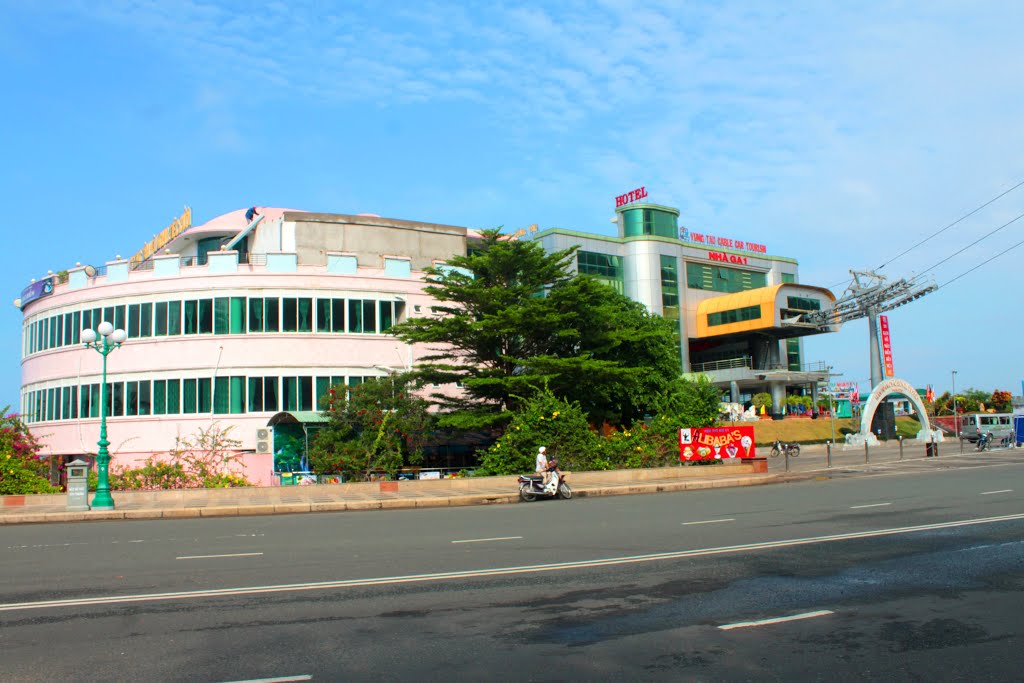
[
  {"left": 786, "top": 296, "right": 820, "bottom": 312},
  {"left": 708, "top": 305, "right": 762, "bottom": 327},
  {"left": 168, "top": 301, "right": 181, "bottom": 335},
  {"left": 660, "top": 255, "right": 679, "bottom": 319},
  {"left": 166, "top": 379, "right": 180, "bottom": 414},
  {"left": 787, "top": 339, "right": 801, "bottom": 371},
  {"left": 230, "top": 297, "right": 246, "bottom": 334},
  {"left": 331, "top": 299, "right": 345, "bottom": 332},
  {"left": 184, "top": 300, "right": 198, "bottom": 335},
  {"left": 155, "top": 302, "right": 168, "bottom": 336},
  {"left": 153, "top": 380, "right": 167, "bottom": 415},
  {"left": 183, "top": 379, "right": 198, "bottom": 414},
  {"left": 214, "top": 298, "right": 230, "bottom": 335},
  {"left": 249, "top": 298, "right": 264, "bottom": 332},
  {"left": 198, "top": 299, "right": 213, "bottom": 334},
  {"left": 128, "top": 304, "right": 141, "bottom": 338},
  {"left": 316, "top": 299, "right": 331, "bottom": 332}
]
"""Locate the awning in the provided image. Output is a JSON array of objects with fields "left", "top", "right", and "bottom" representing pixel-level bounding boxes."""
[{"left": 267, "top": 411, "right": 330, "bottom": 427}]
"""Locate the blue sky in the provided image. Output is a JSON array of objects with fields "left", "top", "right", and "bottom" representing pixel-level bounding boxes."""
[{"left": 3, "top": 0, "right": 1023, "bottom": 410}]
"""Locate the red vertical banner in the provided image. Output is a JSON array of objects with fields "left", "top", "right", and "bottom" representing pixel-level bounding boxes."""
[{"left": 879, "top": 315, "right": 895, "bottom": 377}]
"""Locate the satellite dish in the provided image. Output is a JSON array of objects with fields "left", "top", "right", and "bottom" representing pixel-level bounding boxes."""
[
  {"left": 84, "top": 265, "right": 97, "bottom": 277},
  {"left": 13, "top": 298, "right": 22, "bottom": 308}
]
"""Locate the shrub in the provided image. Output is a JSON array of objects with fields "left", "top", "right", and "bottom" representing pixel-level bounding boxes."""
[
  {"left": 0, "top": 409, "right": 54, "bottom": 495},
  {"left": 477, "top": 387, "right": 603, "bottom": 475}
]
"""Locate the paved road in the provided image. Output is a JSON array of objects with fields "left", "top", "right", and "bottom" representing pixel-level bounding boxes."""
[
  {"left": 2, "top": 452, "right": 1023, "bottom": 681},
  {"left": 766, "top": 437, "right": 1015, "bottom": 473}
]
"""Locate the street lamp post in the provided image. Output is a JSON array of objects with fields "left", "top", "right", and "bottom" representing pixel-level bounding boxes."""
[
  {"left": 952, "top": 370, "right": 960, "bottom": 454},
  {"left": 81, "top": 321, "right": 128, "bottom": 510}
]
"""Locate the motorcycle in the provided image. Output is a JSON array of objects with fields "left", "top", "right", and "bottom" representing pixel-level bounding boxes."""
[
  {"left": 977, "top": 432, "right": 992, "bottom": 452},
  {"left": 769, "top": 439, "right": 800, "bottom": 458},
  {"left": 518, "top": 468, "right": 572, "bottom": 502}
]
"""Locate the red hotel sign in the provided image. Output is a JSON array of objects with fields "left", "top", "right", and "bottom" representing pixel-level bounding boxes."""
[
  {"left": 680, "top": 426, "right": 757, "bottom": 461},
  {"left": 615, "top": 186, "right": 648, "bottom": 207},
  {"left": 879, "top": 315, "right": 895, "bottom": 377}
]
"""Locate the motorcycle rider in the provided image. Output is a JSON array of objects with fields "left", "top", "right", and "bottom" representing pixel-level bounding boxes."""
[{"left": 535, "top": 446, "right": 549, "bottom": 485}]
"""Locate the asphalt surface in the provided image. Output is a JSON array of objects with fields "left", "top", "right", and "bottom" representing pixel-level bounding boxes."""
[{"left": 2, "top": 452, "right": 1023, "bottom": 682}]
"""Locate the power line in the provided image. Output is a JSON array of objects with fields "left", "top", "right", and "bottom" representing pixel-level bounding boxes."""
[
  {"left": 877, "top": 177, "right": 1024, "bottom": 270},
  {"left": 911, "top": 209, "right": 1024, "bottom": 283},
  {"left": 829, "top": 178, "right": 1024, "bottom": 291},
  {"left": 937, "top": 231, "right": 1024, "bottom": 291}
]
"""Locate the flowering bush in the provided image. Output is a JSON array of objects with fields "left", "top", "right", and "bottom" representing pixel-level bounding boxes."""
[
  {"left": 477, "top": 387, "right": 603, "bottom": 475},
  {"left": 0, "top": 409, "right": 55, "bottom": 495},
  {"left": 106, "top": 425, "right": 250, "bottom": 490}
]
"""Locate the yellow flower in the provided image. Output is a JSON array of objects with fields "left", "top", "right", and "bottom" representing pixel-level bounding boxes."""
[
  {"left": 539, "top": 416, "right": 545, "bottom": 421},
  {"left": 552, "top": 411, "right": 560, "bottom": 418}
]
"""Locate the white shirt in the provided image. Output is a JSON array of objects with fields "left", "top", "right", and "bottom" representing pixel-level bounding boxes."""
[{"left": 535, "top": 450, "right": 548, "bottom": 473}]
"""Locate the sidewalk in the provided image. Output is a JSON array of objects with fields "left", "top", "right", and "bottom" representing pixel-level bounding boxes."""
[{"left": 0, "top": 462, "right": 777, "bottom": 525}]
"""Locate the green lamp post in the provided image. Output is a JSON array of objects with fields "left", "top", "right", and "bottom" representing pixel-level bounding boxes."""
[{"left": 81, "top": 321, "right": 128, "bottom": 510}]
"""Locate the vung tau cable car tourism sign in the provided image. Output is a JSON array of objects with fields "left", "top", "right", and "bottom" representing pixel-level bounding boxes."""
[{"left": 679, "top": 426, "right": 757, "bottom": 461}]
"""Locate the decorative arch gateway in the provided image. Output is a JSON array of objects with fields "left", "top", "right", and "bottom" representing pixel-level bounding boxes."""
[{"left": 847, "top": 377, "right": 942, "bottom": 446}]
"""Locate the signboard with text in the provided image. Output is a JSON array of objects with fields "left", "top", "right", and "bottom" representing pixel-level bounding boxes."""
[
  {"left": 680, "top": 226, "right": 767, "bottom": 254},
  {"left": 128, "top": 207, "right": 192, "bottom": 269},
  {"left": 879, "top": 315, "right": 895, "bottom": 377},
  {"left": 19, "top": 278, "right": 54, "bottom": 309},
  {"left": 680, "top": 426, "right": 756, "bottom": 461},
  {"left": 615, "top": 186, "right": 648, "bottom": 207}
]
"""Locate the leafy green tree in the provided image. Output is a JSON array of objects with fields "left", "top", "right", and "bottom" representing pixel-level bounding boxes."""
[
  {"left": 639, "top": 375, "right": 722, "bottom": 462},
  {"left": 390, "top": 229, "right": 680, "bottom": 429},
  {"left": 309, "top": 373, "right": 433, "bottom": 480},
  {"left": 476, "top": 386, "right": 603, "bottom": 475}
]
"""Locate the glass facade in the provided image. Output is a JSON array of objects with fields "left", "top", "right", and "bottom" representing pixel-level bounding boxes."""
[
  {"left": 621, "top": 208, "right": 678, "bottom": 238},
  {"left": 21, "top": 372, "right": 378, "bottom": 424},
  {"left": 787, "top": 339, "right": 801, "bottom": 371},
  {"left": 576, "top": 251, "right": 624, "bottom": 294},
  {"left": 686, "top": 263, "right": 767, "bottom": 293},
  {"left": 707, "top": 305, "right": 762, "bottom": 327},
  {"left": 659, "top": 255, "right": 679, "bottom": 321},
  {"left": 22, "top": 295, "right": 406, "bottom": 358},
  {"left": 786, "top": 296, "right": 821, "bottom": 311}
]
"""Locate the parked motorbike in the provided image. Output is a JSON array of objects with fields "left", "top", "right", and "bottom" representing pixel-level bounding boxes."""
[
  {"left": 977, "top": 432, "right": 992, "bottom": 452},
  {"left": 769, "top": 440, "right": 800, "bottom": 458},
  {"left": 518, "top": 468, "right": 572, "bottom": 502}
]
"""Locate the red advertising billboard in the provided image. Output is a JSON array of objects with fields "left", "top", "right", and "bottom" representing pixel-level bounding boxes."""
[
  {"left": 679, "top": 426, "right": 757, "bottom": 461},
  {"left": 879, "top": 315, "right": 895, "bottom": 377}
]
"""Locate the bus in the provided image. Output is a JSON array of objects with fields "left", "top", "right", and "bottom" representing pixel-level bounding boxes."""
[{"left": 957, "top": 413, "right": 1013, "bottom": 443}]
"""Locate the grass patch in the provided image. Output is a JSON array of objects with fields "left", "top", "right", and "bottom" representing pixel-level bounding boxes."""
[{"left": 728, "top": 416, "right": 924, "bottom": 445}]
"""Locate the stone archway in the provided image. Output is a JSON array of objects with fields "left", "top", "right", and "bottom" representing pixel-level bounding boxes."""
[{"left": 847, "top": 377, "right": 941, "bottom": 446}]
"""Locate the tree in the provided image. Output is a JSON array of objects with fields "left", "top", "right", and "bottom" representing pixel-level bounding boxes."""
[
  {"left": 308, "top": 373, "right": 433, "bottom": 481},
  {"left": 390, "top": 229, "right": 680, "bottom": 429},
  {"left": 991, "top": 390, "right": 1012, "bottom": 413}
]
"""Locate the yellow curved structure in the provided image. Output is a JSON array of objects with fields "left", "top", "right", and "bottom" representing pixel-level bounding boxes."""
[{"left": 695, "top": 284, "right": 836, "bottom": 338}]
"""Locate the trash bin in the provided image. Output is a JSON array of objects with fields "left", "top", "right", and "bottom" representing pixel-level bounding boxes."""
[{"left": 925, "top": 442, "right": 937, "bottom": 458}]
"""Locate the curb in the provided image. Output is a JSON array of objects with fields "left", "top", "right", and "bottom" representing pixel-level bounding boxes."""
[{"left": 0, "top": 473, "right": 782, "bottom": 525}]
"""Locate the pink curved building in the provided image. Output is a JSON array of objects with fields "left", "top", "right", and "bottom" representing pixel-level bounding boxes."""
[{"left": 18, "top": 208, "right": 471, "bottom": 485}]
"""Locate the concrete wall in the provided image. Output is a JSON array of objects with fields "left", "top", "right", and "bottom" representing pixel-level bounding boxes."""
[{"left": 290, "top": 213, "right": 467, "bottom": 270}]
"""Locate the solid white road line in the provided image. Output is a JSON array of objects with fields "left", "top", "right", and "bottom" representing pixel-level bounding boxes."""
[
  {"left": 218, "top": 676, "right": 312, "bottom": 683},
  {"left": 451, "top": 536, "right": 524, "bottom": 544},
  {"left": 682, "top": 519, "right": 736, "bottom": 526},
  {"left": 719, "top": 610, "right": 833, "bottom": 631},
  {"left": 850, "top": 503, "right": 892, "bottom": 509},
  {"left": 981, "top": 490, "right": 1013, "bottom": 495},
  {"left": 176, "top": 552, "right": 264, "bottom": 560},
  {"left": 5, "top": 511, "right": 1024, "bottom": 613}
]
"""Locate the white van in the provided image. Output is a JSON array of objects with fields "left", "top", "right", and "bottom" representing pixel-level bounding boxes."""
[{"left": 958, "top": 413, "right": 1013, "bottom": 443}]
